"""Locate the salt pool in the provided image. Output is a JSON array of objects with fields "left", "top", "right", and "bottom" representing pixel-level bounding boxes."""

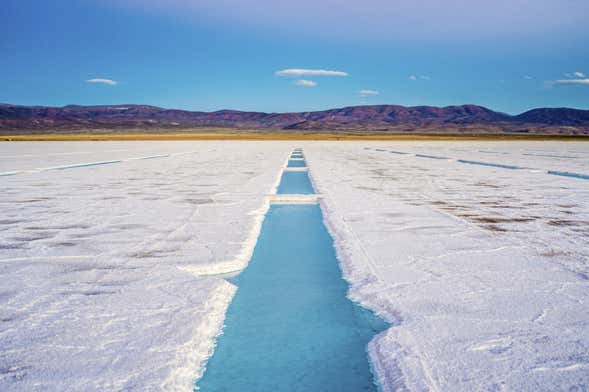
[
  {"left": 456, "top": 159, "right": 525, "bottom": 170},
  {"left": 287, "top": 159, "right": 307, "bottom": 167},
  {"left": 548, "top": 170, "right": 589, "bottom": 180},
  {"left": 195, "top": 204, "right": 388, "bottom": 391},
  {"left": 277, "top": 171, "right": 315, "bottom": 194}
]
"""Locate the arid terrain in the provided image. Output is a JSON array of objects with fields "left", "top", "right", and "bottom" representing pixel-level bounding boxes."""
[{"left": 2, "top": 104, "right": 588, "bottom": 136}]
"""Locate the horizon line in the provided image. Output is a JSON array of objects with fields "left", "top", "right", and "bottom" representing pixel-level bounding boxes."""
[{"left": 2, "top": 102, "right": 589, "bottom": 117}]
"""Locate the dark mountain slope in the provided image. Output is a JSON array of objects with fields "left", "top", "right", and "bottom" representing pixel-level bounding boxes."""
[
  {"left": 1, "top": 103, "right": 588, "bottom": 135},
  {"left": 514, "top": 108, "right": 589, "bottom": 126}
]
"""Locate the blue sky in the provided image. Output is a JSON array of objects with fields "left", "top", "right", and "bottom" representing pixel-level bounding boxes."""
[{"left": 1, "top": 0, "right": 588, "bottom": 114}]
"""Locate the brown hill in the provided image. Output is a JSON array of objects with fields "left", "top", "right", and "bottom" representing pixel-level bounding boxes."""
[{"left": 1, "top": 103, "right": 588, "bottom": 135}]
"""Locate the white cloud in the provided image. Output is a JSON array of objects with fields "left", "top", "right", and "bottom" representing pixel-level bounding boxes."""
[
  {"left": 553, "top": 78, "right": 589, "bottom": 85},
  {"left": 276, "top": 68, "right": 348, "bottom": 77},
  {"left": 294, "top": 79, "right": 317, "bottom": 87},
  {"left": 550, "top": 71, "right": 589, "bottom": 86},
  {"left": 86, "top": 78, "right": 118, "bottom": 86},
  {"left": 523, "top": 75, "right": 533, "bottom": 79},
  {"left": 359, "top": 89, "right": 380, "bottom": 96},
  {"left": 409, "top": 75, "right": 430, "bottom": 80}
]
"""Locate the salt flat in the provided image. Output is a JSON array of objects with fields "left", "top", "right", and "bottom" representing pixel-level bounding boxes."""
[
  {"left": 0, "top": 141, "right": 289, "bottom": 391},
  {"left": 306, "top": 141, "right": 589, "bottom": 392},
  {"left": 1, "top": 140, "right": 588, "bottom": 391}
]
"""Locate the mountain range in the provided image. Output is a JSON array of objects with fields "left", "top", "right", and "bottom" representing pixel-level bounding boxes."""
[{"left": 1, "top": 103, "right": 588, "bottom": 135}]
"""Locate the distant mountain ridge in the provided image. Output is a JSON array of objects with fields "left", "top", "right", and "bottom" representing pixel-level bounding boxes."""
[
  {"left": 513, "top": 108, "right": 589, "bottom": 126},
  {"left": 1, "top": 103, "right": 588, "bottom": 135}
]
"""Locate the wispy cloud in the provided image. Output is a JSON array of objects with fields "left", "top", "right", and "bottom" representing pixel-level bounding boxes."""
[
  {"left": 409, "top": 75, "right": 430, "bottom": 80},
  {"left": 359, "top": 89, "right": 380, "bottom": 96},
  {"left": 549, "top": 71, "right": 589, "bottom": 86},
  {"left": 294, "top": 79, "right": 317, "bottom": 87},
  {"left": 86, "top": 78, "right": 118, "bottom": 86},
  {"left": 553, "top": 78, "right": 589, "bottom": 85},
  {"left": 276, "top": 69, "right": 348, "bottom": 77},
  {"left": 523, "top": 75, "right": 533, "bottom": 79},
  {"left": 564, "top": 72, "right": 585, "bottom": 78}
]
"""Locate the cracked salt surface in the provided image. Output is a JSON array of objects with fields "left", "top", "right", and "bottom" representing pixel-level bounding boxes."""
[
  {"left": 2, "top": 140, "right": 588, "bottom": 391},
  {"left": 0, "top": 141, "right": 291, "bottom": 391},
  {"left": 306, "top": 141, "right": 589, "bottom": 391}
]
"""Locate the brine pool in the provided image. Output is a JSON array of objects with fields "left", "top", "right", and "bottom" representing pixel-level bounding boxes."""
[
  {"left": 287, "top": 159, "right": 307, "bottom": 167},
  {"left": 276, "top": 171, "right": 315, "bottom": 194},
  {"left": 196, "top": 161, "right": 389, "bottom": 391}
]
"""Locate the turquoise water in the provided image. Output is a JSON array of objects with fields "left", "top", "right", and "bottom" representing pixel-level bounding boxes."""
[
  {"left": 548, "top": 170, "right": 589, "bottom": 180},
  {"left": 277, "top": 171, "right": 315, "bottom": 194},
  {"left": 196, "top": 204, "right": 389, "bottom": 392},
  {"left": 457, "top": 159, "right": 524, "bottom": 170},
  {"left": 55, "top": 160, "right": 122, "bottom": 169},
  {"left": 415, "top": 153, "right": 448, "bottom": 160},
  {"left": 287, "top": 159, "right": 307, "bottom": 167}
]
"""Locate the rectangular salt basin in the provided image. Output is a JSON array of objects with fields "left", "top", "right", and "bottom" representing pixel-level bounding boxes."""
[
  {"left": 307, "top": 140, "right": 589, "bottom": 391},
  {"left": 287, "top": 159, "right": 306, "bottom": 167},
  {"left": 4, "top": 140, "right": 588, "bottom": 392},
  {"left": 196, "top": 204, "right": 388, "bottom": 391},
  {"left": 0, "top": 141, "right": 293, "bottom": 391},
  {"left": 276, "top": 171, "right": 315, "bottom": 194}
]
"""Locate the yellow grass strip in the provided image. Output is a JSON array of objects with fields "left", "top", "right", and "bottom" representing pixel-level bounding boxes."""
[{"left": 2, "top": 131, "right": 588, "bottom": 142}]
